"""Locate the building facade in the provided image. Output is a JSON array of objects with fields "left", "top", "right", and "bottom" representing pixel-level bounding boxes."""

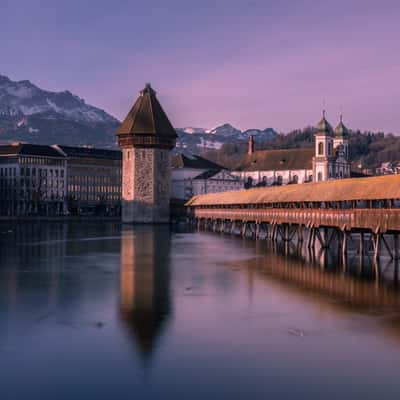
[
  {"left": 0, "top": 143, "right": 66, "bottom": 216},
  {"left": 116, "top": 84, "right": 177, "bottom": 223},
  {"left": 53, "top": 145, "right": 122, "bottom": 216},
  {"left": 233, "top": 113, "right": 351, "bottom": 186},
  {"left": 171, "top": 153, "right": 242, "bottom": 200}
]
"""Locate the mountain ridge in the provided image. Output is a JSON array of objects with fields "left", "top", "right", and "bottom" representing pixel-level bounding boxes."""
[
  {"left": 0, "top": 74, "right": 120, "bottom": 147},
  {"left": 0, "top": 74, "right": 278, "bottom": 149}
]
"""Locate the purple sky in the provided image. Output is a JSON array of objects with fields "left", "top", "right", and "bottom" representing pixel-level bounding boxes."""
[{"left": 2, "top": 0, "right": 400, "bottom": 133}]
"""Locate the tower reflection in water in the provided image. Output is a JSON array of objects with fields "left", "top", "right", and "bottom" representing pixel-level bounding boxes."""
[{"left": 119, "top": 225, "right": 172, "bottom": 361}]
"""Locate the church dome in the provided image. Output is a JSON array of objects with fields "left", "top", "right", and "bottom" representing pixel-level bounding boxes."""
[
  {"left": 334, "top": 115, "right": 349, "bottom": 138},
  {"left": 315, "top": 111, "right": 334, "bottom": 136}
]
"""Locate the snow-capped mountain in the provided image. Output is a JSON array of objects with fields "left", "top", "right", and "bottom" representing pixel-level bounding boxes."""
[
  {"left": 175, "top": 125, "right": 277, "bottom": 153},
  {"left": 0, "top": 74, "right": 116, "bottom": 124},
  {"left": 0, "top": 74, "right": 277, "bottom": 150},
  {"left": 206, "top": 123, "right": 241, "bottom": 137},
  {"left": 0, "top": 74, "right": 119, "bottom": 147},
  {"left": 182, "top": 127, "right": 206, "bottom": 134}
]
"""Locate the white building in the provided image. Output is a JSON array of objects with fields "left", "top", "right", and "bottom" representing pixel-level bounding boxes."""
[
  {"left": 171, "top": 154, "right": 242, "bottom": 200},
  {"left": 0, "top": 143, "right": 67, "bottom": 216},
  {"left": 233, "top": 113, "right": 351, "bottom": 186}
]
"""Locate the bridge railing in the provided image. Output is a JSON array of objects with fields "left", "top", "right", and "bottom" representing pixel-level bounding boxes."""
[{"left": 193, "top": 208, "right": 400, "bottom": 233}]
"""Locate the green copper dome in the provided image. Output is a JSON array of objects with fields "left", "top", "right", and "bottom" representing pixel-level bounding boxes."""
[
  {"left": 316, "top": 111, "right": 334, "bottom": 136},
  {"left": 334, "top": 115, "right": 349, "bottom": 138}
]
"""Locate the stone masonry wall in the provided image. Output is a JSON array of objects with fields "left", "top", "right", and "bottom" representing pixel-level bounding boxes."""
[
  {"left": 153, "top": 149, "right": 171, "bottom": 222},
  {"left": 122, "top": 147, "right": 171, "bottom": 223}
]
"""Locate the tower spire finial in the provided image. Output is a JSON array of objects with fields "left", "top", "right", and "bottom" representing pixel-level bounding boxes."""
[{"left": 323, "top": 109, "right": 326, "bottom": 119}]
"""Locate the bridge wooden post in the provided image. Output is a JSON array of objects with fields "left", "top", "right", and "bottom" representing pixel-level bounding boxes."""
[
  {"left": 373, "top": 233, "right": 381, "bottom": 263},
  {"left": 297, "top": 225, "right": 304, "bottom": 243},
  {"left": 283, "top": 224, "right": 288, "bottom": 242},
  {"left": 241, "top": 221, "right": 247, "bottom": 238},
  {"left": 271, "top": 223, "right": 276, "bottom": 242},
  {"left": 312, "top": 228, "right": 317, "bottom": 250},
  {"left": 307, "top": 227, "right": 313, "bottom": 250},
  {"left": 341, "top": 230, "right": 347, "bottom": 261},
  {"left": 394, "top": 234, "right": 399, "bottom": 261},
  {"left": 255, "top": 223, "right": 260, "bottom": 240},
  {"left": 212, "top": 219, "right": 217, "bottom": 232},
  {"left": 359, "top": 232, "right": 364, "bottom": 257},
  {"left": 359, "top": 232, "right": 365, "bottom": 273},
  {"left": 315, "top": 228, "right": 324, "bottom": 249},
  {"left": 266, "top": 223, "right": 271, "bottom": 239}
]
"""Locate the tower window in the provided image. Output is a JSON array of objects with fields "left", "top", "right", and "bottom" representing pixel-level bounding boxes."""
[{"left": 318, "top": 142, "right": 324, "bottom": 155}]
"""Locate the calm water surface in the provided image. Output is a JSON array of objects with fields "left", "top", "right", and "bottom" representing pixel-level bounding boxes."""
[{"left": 1, "top": 222, "right": 400, "bottom": 400}]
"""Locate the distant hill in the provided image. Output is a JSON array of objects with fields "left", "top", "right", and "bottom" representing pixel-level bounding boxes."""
[{"left": 197, "top": 127, "right": 400, "bottom": 172}]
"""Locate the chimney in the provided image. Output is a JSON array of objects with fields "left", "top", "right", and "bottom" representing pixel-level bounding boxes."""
[{"left": 248, "top": 135, "right": 254, "bottom": 155}]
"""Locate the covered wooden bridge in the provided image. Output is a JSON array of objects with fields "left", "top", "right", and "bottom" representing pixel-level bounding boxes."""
[{"left": 186, "top": 174, "right": 400, "bottom": 263}]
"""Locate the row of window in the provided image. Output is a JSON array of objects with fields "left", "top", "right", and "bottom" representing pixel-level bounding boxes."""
[
  {"left": 0, "top": 167, "right": 65, "bottom": 178},
  {"left": 0, "top": 178, "right": 64, "bottom": 188},
  {"left": 68, "top": 185, "right": 121, "bottom": 194},
  {"left": 19, "top": 157, "right": 64, "bottom": 166},
  {"left": 69, "top": 194, "right": 121, "bottom": 202},
  {"left": 69, "top": 175, "right": 120, "bottom": 184}
]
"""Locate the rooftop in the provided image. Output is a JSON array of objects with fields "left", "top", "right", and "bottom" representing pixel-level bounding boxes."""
[
  {"left": 235, "top": 148, "right": 314, "bottom": 172},
  {"left": 172, "top": 153, "right": 223, "bottom": 170},
  {"left": 0, "top": 143, "right": 65, "bottom": 158},
  {"left": 117, "top": 84, "right": 177, "bottom": 139},
  {"left": 55, "top": 145, "right": 122, "bottom": 160},
  {"left": 186, "top": 174, "right": 400, "bottom": 206}
]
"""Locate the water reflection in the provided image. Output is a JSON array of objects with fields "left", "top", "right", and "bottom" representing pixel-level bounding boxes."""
[
  {"left": 229, "top": 238, "right": 400, "bottom": 340},
  {"left": 119, "top": 226, "right": 172, "bottom": 361},
  {"left": 2, "top": 223, "right": 400, "bottom": 399},
  {"left": 241, "top": 240, "right": 400, "bottom": 307}
]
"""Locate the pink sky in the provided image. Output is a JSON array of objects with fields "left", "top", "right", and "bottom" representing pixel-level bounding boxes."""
[{"left": 2, "top": 0, "right": 399, "bottom": 133}]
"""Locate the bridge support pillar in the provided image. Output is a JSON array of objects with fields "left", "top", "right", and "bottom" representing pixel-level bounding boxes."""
[
  {"left": 394, "top": 234, "right": 399, "bottom": 261},
  {"left": 255, "top": 223, "right": 260, "bottom": 240},
  {"left": 241, "top": 221, "right": 247, "bottom": 238}
]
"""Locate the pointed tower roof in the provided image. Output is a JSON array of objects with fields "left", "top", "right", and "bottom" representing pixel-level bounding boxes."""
[
  {"left": 334, "top": 115, "right": 349, "bottom": 139},
  {"left": 315, "top": 110, "right": 334, "bottom": 136},
  {"left": 117, "top": 84, "right": 177, "bottom": 149}
]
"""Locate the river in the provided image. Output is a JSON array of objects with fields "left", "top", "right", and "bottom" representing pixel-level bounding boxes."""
[{"left": 1, "top": 222, "right": 400, "bottom": 399}]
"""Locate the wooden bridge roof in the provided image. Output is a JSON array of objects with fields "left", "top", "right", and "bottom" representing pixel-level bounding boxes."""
[{"left": 186, "top": 174, "right": 400, "bottom": 206}]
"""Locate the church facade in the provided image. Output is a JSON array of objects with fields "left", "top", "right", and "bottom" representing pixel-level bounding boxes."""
[{"left": 233, "top": 113, "right": 351, "bottom": 186}]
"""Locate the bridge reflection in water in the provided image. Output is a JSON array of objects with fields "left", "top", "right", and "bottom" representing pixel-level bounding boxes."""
[
  {"left": 119, "top": 226, "right": 172, "bottom": 360},
  {"left": 227, "top": 236, "right": 400, "bottom": 341}
]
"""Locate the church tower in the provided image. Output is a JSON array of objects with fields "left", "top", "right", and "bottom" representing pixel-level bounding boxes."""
[
  {"left": 333, "top": 114, "right": 349, "bottom": 158},
  {"left": 117, "top": 84, "right": 177, "bottom": 223},
  {"left": 312, "top": 111, "right": 334, "bottom": 182},
  {"left": 333, "top": 115, "right": 351, "bottom": 179}
]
